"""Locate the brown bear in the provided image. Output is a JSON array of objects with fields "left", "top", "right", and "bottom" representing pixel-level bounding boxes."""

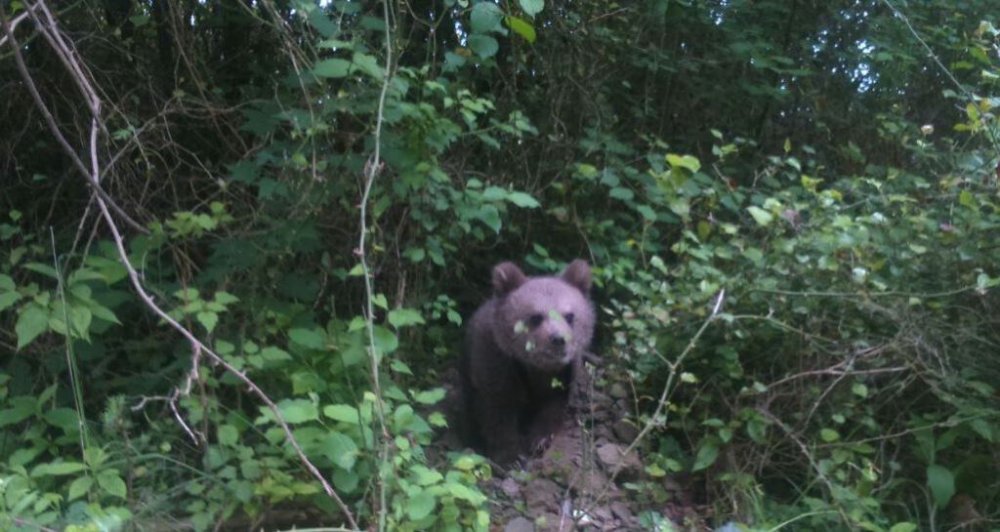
[{"left": 459, "top": 259, "right": 595, "bottom": 464}]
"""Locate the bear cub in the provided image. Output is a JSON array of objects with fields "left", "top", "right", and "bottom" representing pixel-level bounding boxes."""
[{"left": 460, "top": 259, "right": 595, "bottom": 463}]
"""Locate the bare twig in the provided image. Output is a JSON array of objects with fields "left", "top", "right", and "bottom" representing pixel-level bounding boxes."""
[
  {"left": 757, "top": 408, "right": 851, "bottom": 524},
  {"left": 586, "top": 290, "right": 726, "bottom": 514},
  {"left": 0, "top": 9, "right": 27, "bottom": 46},
  {"left": 0, "top": 1, "right": 147, "bottom": 234},
  {"left": 356, "top": 2, "right": 396, "bottom": 530}
]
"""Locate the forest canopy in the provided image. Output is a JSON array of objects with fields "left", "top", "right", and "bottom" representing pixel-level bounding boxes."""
[{"left": 1, "top": 0, "right": 999, "bottom": 530}]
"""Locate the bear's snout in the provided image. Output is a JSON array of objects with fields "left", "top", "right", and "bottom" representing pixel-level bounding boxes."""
[{"left": 550, "top": 333, "right": 566, "bottom": 347}]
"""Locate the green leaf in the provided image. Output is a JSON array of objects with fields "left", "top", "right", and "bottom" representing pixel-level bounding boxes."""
[
  {"left": 68, "top": 476, "right": 93, "bottom": 501},
  {"left": 691, "top": 440, "right": 719, "bottom": 471},
  {"left": 669, "top": 198, "right": 690, "bottom": 218},
  {"left": 429, "top": 412, "right": 447, "bottom": 427},
  {"left": 174, "top": 287, "right": 200, "bottom": 301},
  {"left": 70, "top": 306, "right": 93, "bottom": 337},
  {"left": 610, "top": 187, "right": 634, "bottom": 201},
  {"left": 393, "top": 404, "right": 432, "bottom": 435},
  {"left": 518, "top": 0, "right": 544, "bottom": 17},
  {"left": 820, "top": 428, "right": 840, "bottom": 442},
  {"left": 218, "top": 424, "right": 238, "bottom": 446},
  {"left": 214, "top": 291, "right": 239, "bottom": 305},
  {"left": 333, "top": 468, "right": 360, "bottom": 493},
  {"left": 453, "top": 454, "right": 481, "bottom": 471},
  {"left": 852, "top": 383, "right": 869, "bottom": 398},
  {"left": 23, "top": 262, "right": 59, "bottom": 279},
  {"left": 446, "top": 481, "right": 486, "bottom": 504},
  {"left": 196, "top": 311, "right": 218, "bottom": 333},
  {"left": 306, "top": 6, "right": 339, "bottom": 37},
  {"left": 0, "top": 397, "right": 36, "bottom": 427},
  {"left": 411, "top": 464, "right": 444, "bottom": 485},
  {"left": 747, "top": 206, "right": 774, "bottom": 226},
  {"left": 413, "top": 388, "right": 446, "bottom": 405},
  {"left": 351, "top": 52, "right": 384, "bottom": 79},
  {"left": 88, "top": 302, "right": 121, "bottom": 325},
  {"left": 470, "top": 2, "right": 503, "bottom": 33},
  {"left": 260, "top": 346, "right": 292, "bottom": 362},
  {"left": 506, "top": 191, "right": 540, "bottom": 208},
  {"left": 0, "top": 274, "right": 15, "bottom": 291},
  {"left": 926, "top": 464, "right": 955, "bottom": 508},
  {"left": 406, "top": 490, "right": 437, "bottom": 520},
  {"left": 32, "top": 461, "right": 87, "bottom": 476},
  {"left": 958, "top": 189, "right": 975, "bottom": 208},
  {"left": 0, "top": 290, "right": 22, "bottom": 313},
  {"left": 475, "top": 204, "right": 502, "bottom": 232},
  {"left": 746, "top": 419, "right": 767, "bottom": 443},
  {"left": 388, "top": 308, "right": 426, "bottom": 328},
  {"left": 16, "top": 304, "right": 49, "bottom": 349},
  {"left": 666, "top": 153, "right": 702, "bottom": 172},
  {"left": 96, "top": 469, "right": 127, "bottom": 499},
  {"left": 889, "top": 523, "right": 918, "bottom": 532},
  {"left": 391, "top": 359, "right": 413, "bottom": 375},
  {"left": 373, "top": 325, "right": 399, "bottom": 355},
  {"left": 44, "top": 408, "right": 78, "bottom": 431},
  {"left": 324, "top": 404, "right": 360, "bottom": 424},
  {"left": 277, "top": 399, "right": 319, "bottom": 424},
  {"left": 314, "top": 58, "right": 351, "bottom": 78},
  {"left": 635, "top": 204, "right": 656, "bottom": 221},
  {"left": 318, "top": 39, "right": 354, "bottom": 50},
  {"left": 323, "top": 432, "right": 359, "bottom": 470},
  {"left": 289, "top": 328, "right": 325, "bottom": 349},
  {"left": 482, "top": 186, "right": 507, "bottom": 201},
  {"left": 468, "top": 34, "right": 499, "bottom": 59},
  {"left": 505, "top": 16, "right": 536, "bottom": 43}
]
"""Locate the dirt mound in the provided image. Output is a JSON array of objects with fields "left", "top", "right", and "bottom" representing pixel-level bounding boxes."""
[{"left": 437, "top": 365, "right": 707, "bottom": 531}]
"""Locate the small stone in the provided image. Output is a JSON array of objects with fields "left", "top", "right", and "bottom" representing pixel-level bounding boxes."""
[
  {"left": 608, "top": 382, "right": 628, "bottom": 399},
  {"left": 596, "top": 443, "right": 643, "bottom": 480},
  {"left": 501, "top": 477, "right": 521, "bottom": 498},
  {"left": 662, "top": 475, "right": 682, "bottom": 492},
  {"left": 524, "top": 478, "right": 562, "bottom": 514},
  {"left": 591, "top": 505, "right": 613, "bottom": 523},
  {"left": 578, "top": 470, "right": 608, "bottom": 494},
  {"left": 612, "top": 419, "right": 639, "bottom": 443},
  {"left": 610, "top": 501, "right": 633, "bottom": 521},
  {"left": 505, "top": 516, "right": 535, "bottom": 532}
]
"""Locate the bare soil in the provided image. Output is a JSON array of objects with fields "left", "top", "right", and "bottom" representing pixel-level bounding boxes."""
[{"left": 438, "top": 365, "right": 709, "bottom": 532}]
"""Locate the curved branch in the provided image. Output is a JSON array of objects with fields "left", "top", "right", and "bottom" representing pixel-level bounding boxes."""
[{"left": 1, "top": 2, "right": 148, "bottom": 234}]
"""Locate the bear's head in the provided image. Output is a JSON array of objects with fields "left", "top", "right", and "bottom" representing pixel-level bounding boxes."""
[{"left": 491, "top": 259, "right": 594, "bottom": 373}]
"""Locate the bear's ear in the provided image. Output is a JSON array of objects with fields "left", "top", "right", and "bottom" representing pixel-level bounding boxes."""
[
  {"left": 492, "top": 262, "right": 527, "bottom": 296},
  {"left": 561, "top": 259, "right": 592, "bottom": 294}
]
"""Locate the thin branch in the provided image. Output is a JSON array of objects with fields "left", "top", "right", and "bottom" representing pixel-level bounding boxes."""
[
  {"left": 0, "top": 3, "right": 148, "bottom": 234},
  {"left": 881, "top": 0, "right": 1000, "bottom": 151},
  {"left": 0, "top": 9, "right": 28, "bottom": 46},
  {"left": 357, "top": 2, "right": 396, "bottom": 530},
  {"left": 754, "top": 285, "right": 978, "bottom": 299},
  {"left": 585, "top": 290, "right": 726, "bottom": 514}
]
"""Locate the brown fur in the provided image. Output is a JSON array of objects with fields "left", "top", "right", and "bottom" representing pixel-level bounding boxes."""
[{"left": 460, "top": 259, "right": 595, "bottom": 463}]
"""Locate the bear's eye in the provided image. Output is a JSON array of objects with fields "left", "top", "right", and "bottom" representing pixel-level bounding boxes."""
[
  {"left": 564, "top": 313, "right": 575, "bottom": 326},
  {"left": 527, "top": 314, "right": 544, "bottom": 328}
]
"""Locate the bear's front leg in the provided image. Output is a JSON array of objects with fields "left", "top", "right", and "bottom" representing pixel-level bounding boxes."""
[
  {"left": 568, "top": 354, "right": 592, "bottom": 413},
  {"left": 476, "top": 396, "right": 522, "bottom": 464},
  {"left": 527, "top": 395, "right": 569, "bottom": 453}
]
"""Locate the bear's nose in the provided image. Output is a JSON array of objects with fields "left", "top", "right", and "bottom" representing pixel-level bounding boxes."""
[{"left": 551, "top": 334, "right": 566, "bottom": 347}]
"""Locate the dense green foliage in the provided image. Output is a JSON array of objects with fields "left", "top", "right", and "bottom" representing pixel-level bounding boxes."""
[{"left": 1, "top": 0, "right": 998, "bottom": 530}]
